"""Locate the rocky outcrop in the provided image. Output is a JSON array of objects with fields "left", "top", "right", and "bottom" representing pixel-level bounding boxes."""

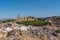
[
  {"left": 46, "top": 16, "right": 60, "bottom": 27},
  {"left": 0, "top": 22, "right": 59, "bottom": 40},
  {"left": 0, "top": 27, "right": 59, "bottom": 40}
]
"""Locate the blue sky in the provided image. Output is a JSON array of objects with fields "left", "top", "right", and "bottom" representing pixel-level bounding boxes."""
[{"left": 0, "top": 0, "right": 60, "bottom": 19}]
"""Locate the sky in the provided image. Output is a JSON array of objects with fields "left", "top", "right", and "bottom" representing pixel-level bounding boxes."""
[{"left": 0, "top": 0, "right": 60, "bottom": 19}]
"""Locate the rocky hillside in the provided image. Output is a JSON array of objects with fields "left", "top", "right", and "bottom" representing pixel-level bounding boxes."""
[
  {"left": 0, "top": 27, "right": 60, "bottom": 40},
  {"left": 45, "top": 16, "right": 60, "bottom": 26},
  {"left": 0, "top": 16, "right": 60, "bottom": 40}
]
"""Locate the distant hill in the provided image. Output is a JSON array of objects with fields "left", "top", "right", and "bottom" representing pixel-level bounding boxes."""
[{"left": 0, "top": 18, "right": 16, "bottom": 21}]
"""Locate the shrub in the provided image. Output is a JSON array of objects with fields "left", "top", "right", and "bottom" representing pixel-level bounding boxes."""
[{"left": 55, "top": 29, "right": 60, "bottom": 33}]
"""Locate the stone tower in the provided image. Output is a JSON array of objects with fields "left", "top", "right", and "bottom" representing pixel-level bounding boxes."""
[{"left": 17, "top": 14, "right": 21, "bottom": 22}]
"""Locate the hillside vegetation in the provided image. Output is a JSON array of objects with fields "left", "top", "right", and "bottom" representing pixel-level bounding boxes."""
[{"left": 16, "top": 20, "right": 50, "bottom": 26}]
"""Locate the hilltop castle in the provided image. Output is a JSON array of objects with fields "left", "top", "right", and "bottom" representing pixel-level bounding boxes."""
[{"left": 17, "top": 15, "right": 35, "bottom": 22}]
